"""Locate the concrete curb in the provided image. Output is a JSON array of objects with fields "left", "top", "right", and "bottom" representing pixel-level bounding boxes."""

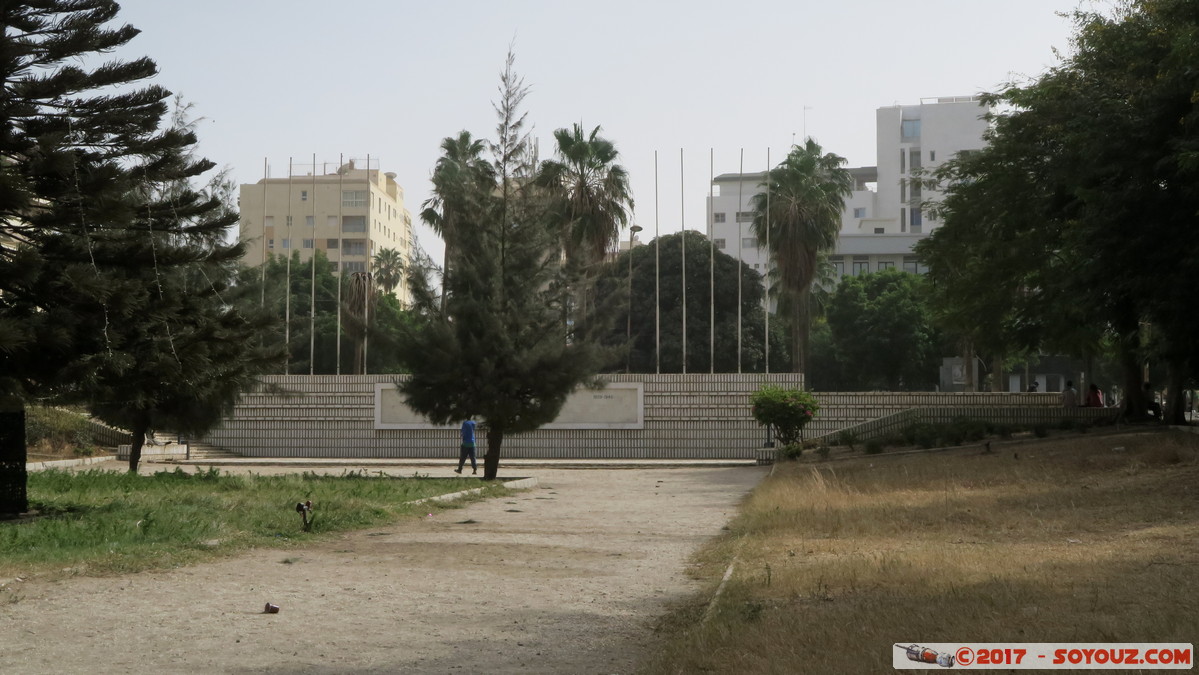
[
  {"left": 26, "top": 455, "right": 117, "bottom": 472},
  {"left": 411, "top": 476, "right": 539, "bottom": 505}
]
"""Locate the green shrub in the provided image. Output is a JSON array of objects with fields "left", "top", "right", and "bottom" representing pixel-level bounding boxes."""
[
  {"left": 25, "top": 407, "right": 104, "bottom": 455},
  {"left": 864, "top": 439, "right": 885, "bottom": 454},
  {"left": 836, "top": 430, "right": 858, "bottom": 451},
  {"left": 778, "top": 443, "right": 805, "bottom": 460},
  {"left": 751, "top": 386, "right": 820, "bottom": 446},
  {"left": 815, "top": 445, "right": 831, "bottom": 460}
]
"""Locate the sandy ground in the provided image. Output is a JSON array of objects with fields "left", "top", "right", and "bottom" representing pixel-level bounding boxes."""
[{"left": 1, "top": 462, "right": 767, "bottom": 674}]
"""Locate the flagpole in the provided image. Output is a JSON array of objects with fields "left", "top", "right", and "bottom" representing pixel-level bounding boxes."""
[{"left": 654, "top": 151, "right": 660, "bottom": 374}]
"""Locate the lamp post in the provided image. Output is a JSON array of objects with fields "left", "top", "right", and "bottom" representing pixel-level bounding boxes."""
[{"left": 626, "top": 224, "right": 643, "bottom": 372}]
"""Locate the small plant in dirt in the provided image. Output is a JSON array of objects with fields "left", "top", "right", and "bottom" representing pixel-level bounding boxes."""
[
  {"left": 751, "top": 385, "right": 820, "bottom": 446},
  {"left": 1034, "top": 425, "right": 1049, "bottom": 438},
  {"left": 864, "top": 439, "right": 885, "bottom": 454},
  {"left": 836, "top": 430, "right": 858, "bottom": 451},
  {"left": 815, "top": 445, "right": 832, "bottom": 460}
]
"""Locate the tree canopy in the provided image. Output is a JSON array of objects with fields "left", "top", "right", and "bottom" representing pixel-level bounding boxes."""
[
  {"left": 398, "top": 52, "right": 618, "bottom": 480},
  {"left": 595, "top": 231, "right": 789, "bottom": 374},
  {"left": 916, "top": 0, "right": 1199, "bottom": 421}
]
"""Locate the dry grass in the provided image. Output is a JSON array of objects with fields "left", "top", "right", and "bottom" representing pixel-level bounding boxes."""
[{"left": 642, "top": 430, "right": 1199, "bottom": 674}]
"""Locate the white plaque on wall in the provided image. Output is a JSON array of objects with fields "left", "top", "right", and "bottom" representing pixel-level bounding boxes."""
[{"left": 375, "top": 381, "right": 644, "bottom": 430}]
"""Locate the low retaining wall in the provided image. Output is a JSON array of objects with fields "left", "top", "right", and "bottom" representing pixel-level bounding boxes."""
[
  {"left": 200, "top": 378, "right": 1086, "bottom": 460},
  {"left": 202, "top": 374, "right": 803, "bottom": 460}
]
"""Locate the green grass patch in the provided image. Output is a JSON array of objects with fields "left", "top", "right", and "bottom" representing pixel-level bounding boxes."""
[{"left": 1, "top": 468, "right": 504, "bottom": 579}]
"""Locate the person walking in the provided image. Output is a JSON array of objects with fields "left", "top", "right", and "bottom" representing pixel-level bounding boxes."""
[
  {"left": 455, "top": 418, "right": 477, "bottom": 475},
  {"left": 1061, "top": 380, "right": 1079, "bottom": 408}
]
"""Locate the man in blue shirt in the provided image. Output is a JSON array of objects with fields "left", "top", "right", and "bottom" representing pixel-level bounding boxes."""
[{"left": 455, "top": 418, "right": 477, "bottom": 475}]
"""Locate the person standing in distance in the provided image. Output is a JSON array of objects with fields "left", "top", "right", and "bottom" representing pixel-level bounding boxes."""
[
  {"left": 455, "top": 418, "right": 477, "bottom": 475},
  {"left": 1061, "top": 380, "right": 1079, "bottom": 408}
]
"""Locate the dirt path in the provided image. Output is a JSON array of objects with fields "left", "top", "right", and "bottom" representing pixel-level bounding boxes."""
[{"left": 2, "top": 465, "right": 766, "bottom": 674}]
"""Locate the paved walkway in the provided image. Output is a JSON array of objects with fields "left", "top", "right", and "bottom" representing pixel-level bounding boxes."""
[{"left": 4, "top": 463, "right": 768, "bottom": 674}]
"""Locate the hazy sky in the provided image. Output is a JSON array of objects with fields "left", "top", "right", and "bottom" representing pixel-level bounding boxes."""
[{"left": 111, "top": 0, "right": 1089, "bottom": 262}]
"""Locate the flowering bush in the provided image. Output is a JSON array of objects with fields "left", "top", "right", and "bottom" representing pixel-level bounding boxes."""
[{"left": 750, "top": 385, "right": 820, "bottom": 448}]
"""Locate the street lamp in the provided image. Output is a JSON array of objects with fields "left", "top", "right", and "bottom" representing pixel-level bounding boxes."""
[{"left": 626, "top": 224, "right": 643, "bottom": 372}]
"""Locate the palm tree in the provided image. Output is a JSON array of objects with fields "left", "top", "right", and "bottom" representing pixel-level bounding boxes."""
[
  {"left": 751, "top": 139, "right": 853, "bottom": 373},
  {"left": 420, "top": 131, "right": 495, "bottom": 311},
  {"left": 372, "top": 247, "right": 404, "bottom": 296},
  {"left": 537, "top": 124, "right": 633, "bottom": 266},
  {"left": 536, "top": 124, "right": 633, "bottom": 322}
]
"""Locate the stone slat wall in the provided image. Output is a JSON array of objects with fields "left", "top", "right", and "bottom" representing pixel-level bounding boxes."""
[
  {"left": 201, "top": 374, "right": 804, "bottom": 460},
  {"left": 200, "top": 378, "right": 1082, "bottom": 460}
]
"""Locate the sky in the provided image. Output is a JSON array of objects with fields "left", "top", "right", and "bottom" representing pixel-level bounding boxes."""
[{"left": 110, "top": 0, "right": 1091, "bottom": 264}]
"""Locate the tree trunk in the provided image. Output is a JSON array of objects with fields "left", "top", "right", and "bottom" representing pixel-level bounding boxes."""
[
  {"left": 962, "top": 339, "right": 976, "bottom": 392},
  {"left": 128, "top": 418, "right": 149, "bottom": 473},
  {"left": 991, "top": 356, "right": 1005, "bottom": 392},
  {"left": 0, "top": 406, "right": 28, "bottom": 515},
  {"left": 1165, "top": 359, "right": 1188, "bottom": 425},
  {"left": 1119, "top": 342, "right": 1147, "bottom": 418},
  {"left": 793, "top": 291, "right": 810, "bottom": 374},
  {"left": 483, "top": 427, "right": 503, "bottom": 481}
]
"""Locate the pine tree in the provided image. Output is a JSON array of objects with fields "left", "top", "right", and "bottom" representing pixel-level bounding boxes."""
[
  {"left": 0, "top": 2, "right": 282, "bottom": 488},
  {"left": 398, "top": 52, "right": 617, "bottom": 480}
]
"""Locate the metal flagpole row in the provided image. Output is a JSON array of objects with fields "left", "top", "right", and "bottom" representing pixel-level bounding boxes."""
[
  {"left": 309, "top": 153, "right": 317, "bottom": 375},
  {"left": 654, "top": 151, "right": 661, "bottom": 374},
  {"left": 700, "top": 147, "right": 709, "bottom": 374},
  {"left": 285, "top": 157, "right": 293, "bottom": 375},
  {"left": 765, "top": 147, "right": 772, "bottom": 374},
  {"left": 259, "top": 158, "right": 268, "bottom": 306},
  {"left": 679, "top": 149, "right": 686, "bottom": 374},
  {"left": 363, "top": 154, "right": 371, "bottom": 375},
  {"left": 736, "top": 149, "right": 744, "bottom": 374},
  {"left": 336, "top": 153, "right": 344, "bottom": 375}
]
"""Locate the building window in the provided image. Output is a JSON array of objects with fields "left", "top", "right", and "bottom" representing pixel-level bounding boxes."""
[
  {"left": 301, "top": 190, "right": 308, "bottom": 201},
  {"left": 342, "top": 215, "right": 367, "bottom": 232},
  {"left": 711, "top": 185, "right": 721, "bottom": 197},
  {"left": 900, "top": 182, "right": 907, "bottom": 202},
  {"left": 831, "top": 261, "right": 844, "bottom": 277},
  {"left": 264, "top": 216, "right": 274, "bottom": 228},
  {"left": 342, "top": 239, "right": 367, "bottom": 256},
  {"left": 878, "top": 261, "right": 895, "bottom": 271},
  {"left": 285, "top": 215, "right": 293, "bottom": 227},
  {"left": 342, "top": 190, "right": 368, "bottom": 207},
  {"left": 900, "top": 209, "right": 907, "bottom": 232},
  {"left": 343, "top": 261, "right": 366, "bottom": 273},
  {"left": 901, "top": 119, "right": 921, "bottom": 140},
  {"left": 741, "top": 237, "right": 757, "bottom": 249},
  {"left": 911, "top": 181, "right": 922, "bottom": 201},
  {"left": 929, "top": 150, "right": 936, "bottom": 162},
  {"left": 327, "top": 238, "right": 339, "bottom": 249},
  {"left": 282, "top": 238, "right": 291, "bottom": 249},
  {"left": 268, "top": 238, "right": 274, "bottom": 250},
  {"left": 852, "top": 261, "right": 869, "bottom": 276},
  {"left": 911, "top": 208, "right": 923, "bottom": 234},
  {"left": 713, "top": 212, "right": 726, "bottom": 223},
  {"left": 754, "top": 264, "right": 760, "bottom": 269},
  {"left": 713, "top": 238, "right": 726, "bottom": 249},
  {"left": 330, "top": 262, "right": 339, "bottom": 272},
  {"left": 853, "top": 207, "right": 866, "bottom": 218},
  {"left": 735, "top": 211, "right": 754, "bottom": 223},
  {"left": 305, "top": 215, "right": 314, "bottom": 227},
  {"left": 874, "top": 227, "right": 885, "bottom": 234},
  {"left": 903, "top": 257, "right": 919, "bottom": 274},
  {"left": 909, "top": 148, "right": 922, "bottom": 171},
  {"left": 899, "top": 148, "right": 906, "bottom": 173},
  {"left": 302, "top": 238, "right": 314, "bottom": 249}
]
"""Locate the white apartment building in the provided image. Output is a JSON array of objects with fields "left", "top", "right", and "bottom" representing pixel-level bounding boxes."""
[
  {"left": 708, "top": 96, "right": 990, "bottom": 282},
  {"left": 239, "top": 159, "right": 414, "bottom": 302}
]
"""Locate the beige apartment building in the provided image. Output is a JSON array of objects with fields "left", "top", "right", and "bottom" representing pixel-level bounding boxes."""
[{"left": 239, "top": 159, "right": 413, "bottom": 302}]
